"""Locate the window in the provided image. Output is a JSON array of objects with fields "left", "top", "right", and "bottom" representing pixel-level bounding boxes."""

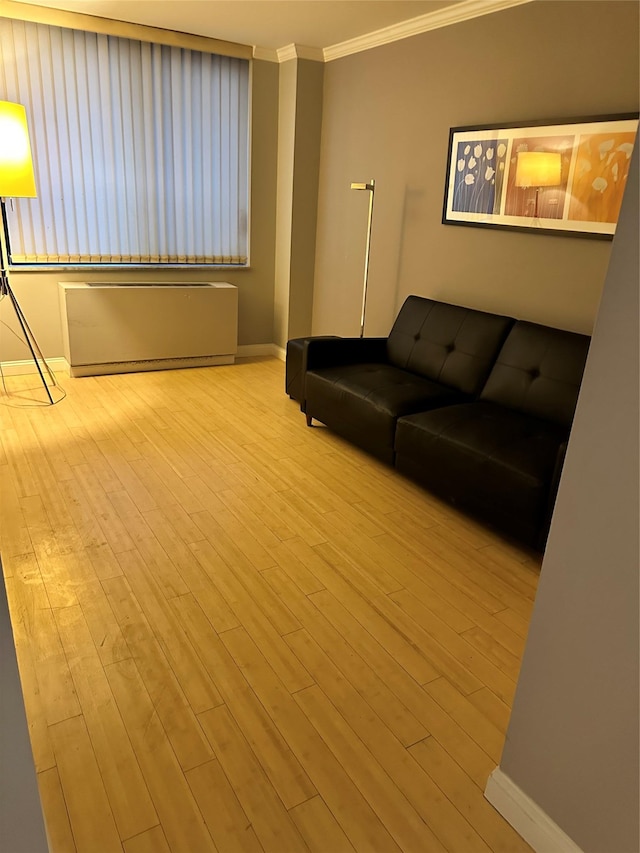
[{"left": 0, "top": 18, "right": 250, "bottom": 265}]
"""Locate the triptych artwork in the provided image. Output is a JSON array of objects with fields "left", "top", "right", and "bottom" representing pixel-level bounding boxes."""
[{"left": 443, "top": 115, "right": 638, "bottom": 238}]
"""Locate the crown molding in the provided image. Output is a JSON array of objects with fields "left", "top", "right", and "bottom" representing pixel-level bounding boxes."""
[
  {"left": 254, "top": 43, "right": 324, "bottom": 63},
  {"left": 276, "top": 43, "right": 324, "bottom": 63},
  {"left": 323, "top": 0, "right": 534, "bottom": 62},
  {"left": 253, "top": 46, "right": 279, "bottom": 62}
]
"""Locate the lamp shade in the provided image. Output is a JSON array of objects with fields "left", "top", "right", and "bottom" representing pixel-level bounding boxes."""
[
  {"left": 515, "top": 151, "right": 561, "bottom": 188},
  {"left": 0, "top": 101, "right": 37, "bottom": 197}
]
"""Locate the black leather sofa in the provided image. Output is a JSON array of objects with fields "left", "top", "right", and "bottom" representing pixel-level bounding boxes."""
[{"left": 294, "top": 295, "right": 590, "bottom": 549}]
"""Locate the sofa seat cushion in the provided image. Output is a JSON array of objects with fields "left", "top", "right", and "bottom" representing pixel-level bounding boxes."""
[
  {"left": 305, "top": 363, "right": 466, "bottom": 462},
  {"left": 395, "top": 401, "right": 568, "bottom": 543}
]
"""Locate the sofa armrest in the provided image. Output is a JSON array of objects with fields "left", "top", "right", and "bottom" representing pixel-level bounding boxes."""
[{"left": 305, "top": 336, "right": 388, "bottom": 370}]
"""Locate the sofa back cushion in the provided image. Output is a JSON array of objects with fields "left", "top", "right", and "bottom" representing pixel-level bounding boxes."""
[
  {"left": 386, "top": 296, "right": 514, "bottom": 396},
  {"left": 480, "top": 321, "right": 590, "bottom": 426}
]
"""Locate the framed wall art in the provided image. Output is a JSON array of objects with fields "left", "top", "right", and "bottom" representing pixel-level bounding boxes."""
[{"left": 442, "top": 114, "right": 638, "bottom": 238}]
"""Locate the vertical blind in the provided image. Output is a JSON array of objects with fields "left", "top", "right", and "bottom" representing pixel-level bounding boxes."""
[{"left": 0, "top": 18, "right": 250, "bottom": 265}]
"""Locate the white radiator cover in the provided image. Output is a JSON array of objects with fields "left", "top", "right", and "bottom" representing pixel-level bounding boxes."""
[{"left": 59, "top": 282, "right": 238, "bottom": 377}]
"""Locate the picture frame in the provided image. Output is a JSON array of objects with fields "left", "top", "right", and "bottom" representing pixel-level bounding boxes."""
[{"left": 442, "top": 114, "right": 638, "bottom": 239}]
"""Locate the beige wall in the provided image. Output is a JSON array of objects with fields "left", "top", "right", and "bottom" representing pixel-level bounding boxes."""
[
  {"left": 496, "top": 142, "right": 639, "bottom": 853},
  {"left": 273, "top": 59, "right": 298, "bottom": 350},
  {"left": 287, "top": 58, "right": 323, "bottom": 342},
  {"left": 1, "top": 58, "right": 279, "bottom": 361},
  {"left": 273, "top": 57, "right": 324, "bottom": 349},
  {"left": 3, "top": 1, "right": 639, "bottom": 364},
  {"left": 312, "top": 1, "right": 640, "bottom": 338}
]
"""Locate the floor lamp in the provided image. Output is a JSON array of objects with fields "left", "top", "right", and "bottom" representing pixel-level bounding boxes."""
[
  {"left": 350, "top": 178, "right": 375, "bottom": 338},
  {"left": 0, "top": 100, "right": 57, "bottom": 405}
]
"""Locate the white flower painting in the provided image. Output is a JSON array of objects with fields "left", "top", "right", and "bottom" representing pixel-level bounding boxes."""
[
  {"left": 451, "top": 137, "right": 508, "bottom": 215},
  {"left": 445, "top": 117, "right": 638, "bottom": 236}
]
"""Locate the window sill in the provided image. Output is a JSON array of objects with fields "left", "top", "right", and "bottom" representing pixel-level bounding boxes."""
[{"left": 9, "top": 263, "right": 252, "bottom": 273}]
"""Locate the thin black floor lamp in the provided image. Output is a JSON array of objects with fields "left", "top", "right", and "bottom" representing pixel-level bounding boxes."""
[
  {"left": 350, "top": 178, "right": 375, "bottom": 338},
  {"left": 0, "top": 100, "right": 57, "bottom": 405}
]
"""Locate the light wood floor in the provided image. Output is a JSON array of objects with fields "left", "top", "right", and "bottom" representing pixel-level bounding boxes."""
[{"left": 0, "top": 358, "right": 540, "bottom": 853}]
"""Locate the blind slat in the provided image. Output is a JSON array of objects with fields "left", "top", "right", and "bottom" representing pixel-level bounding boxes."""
[{"left": 0, "top": 18, "right": 250, "bottom": 266}]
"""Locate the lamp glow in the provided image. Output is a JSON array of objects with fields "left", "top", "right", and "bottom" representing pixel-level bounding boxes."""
[
  {"left": 0, "top": 101, "right": 37, "bottom": 198},
  {"left": 0, "top": 101, "right": 58, "bottom": 404},
  {"left": 515, "top": 151, "right": 561, "bottom": 188}
]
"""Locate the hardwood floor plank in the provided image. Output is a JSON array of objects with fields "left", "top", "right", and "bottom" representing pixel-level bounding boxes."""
[
  {"left": 107, "top": 490, "right": 156, "bottom": 547},
  {"left": 312, "top": 541, "right": 440, "bottom": 684},
  {"left": 263, "top": 566, "right": 429, "bottom": 747},
  {"left": 287, "top": 629, "right": 491, "bottom": 853},
  {"left": 141, "top": 509, "right": 239, "bottom": 633},
  {"left": 390, "top": 587, "right": 519, "bottom": 704},
  {"left": 2, "top": 359, "right": 538, "bottom": 853},
  {"left": 389, "top": 589, "right": 485, "bottom": 695},
  {"left": 294, "top": 684, "right": 445, "bottom": 853},
  {"left": 123, "top": 826, "right": 171, "bottom": 853},
  {"left": 221, "top": 472, "right": 298, "bottom": 542},
  {"left": 75, "top": 577, "right": 131, "bottom": 666},
  {"left": 310, "top": 513, "right": 404, "bottom": 595},
  {"left": 127, "top": 455, "right": 201, "bottom": 513},
  {"left": 289, "top": 796, "right": 355, "bottom": 853},
  {"left": 103, "top": 575, "right": 216, "bottom": 769},
  {"left": 95, "top": 438, "right": 157, "bottom": 512},
  {"left": 189, "top": 539, "right": 310, "bottom": 691},
  {"left": 410, "top": 738, "right": 533, "bottom": 853},
  {"left": 309, "top": 587, "right": 497, "bottom": 788},
  {"left": 3, "top": 573, "right": 56, "bottom": 772},
  {"left": 6, "top": 554, "right": 81, "bottom": 726},
  {"left": 56, "top": 478, "right": 110, "bottom": 551},
  {"left": 54, "top": 604, "right": 158, "bottom": 840},
  {"left": 219, "top": 487, "right": 283, "bottom": 551},
  {"left": 269, "top": 541, "right": 326, "bottom": 596},
  {"left": 372, "top": 531, "right": 512, "bottom": 625},
  {"left": 186, "top": 759, "right": 264, "bottom": 853},
  {"left": 172, "top": 594, "right": 316, "bottom": 808},
  {"left": 216, "top": 625, "right": 402, "bottom": 853},
  {"left": 37, "top": 766, "right": 77, "bottom": 853},
  {"left": 2, "top": 427, "right": 40, "bottom": 498},
  {"left": 495, "top": 606, "right": 533, "bottom": 640},
  {"left": 49, "top": 715, "right": 122, "bottom": 853},
  {"left": 375, "top": 531, "right": 507, "bottom": 616},
  {"left": 105, "top": 657, "right": 217, "bottom": 853},
  {"left": 424, "top": 677, "right": 506, "bottom": 763},
  {"left": 461, "top": 625, "right": 523, "bottom": 682},
  {"left": 467, "top": 687, "right": 513, "bottom": 735},
  {"left": 73, "top": 464, "right": 135, "bottom": 554},
  {"left": 419, "top": 526, "right": 536, "bottom": 619},
  {"left": 0, "top": 468, "right": 33, "bottom": 557},
  {"left": 197, "top": 705, "right": 308, "bottom": 853},
  {"left": 116, "top": 548, "right": 223, "bottom": 713},
  {"left": 263, "top": 487, "right": 328, "bottom": 547}
]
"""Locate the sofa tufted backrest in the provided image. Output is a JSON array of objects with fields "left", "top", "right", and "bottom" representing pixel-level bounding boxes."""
[
  {"left": 480, "top": 321, "right": 590, "bottom": 426},
  {"left": 386, "top": 296, "right": 514, "bottom": 396}
]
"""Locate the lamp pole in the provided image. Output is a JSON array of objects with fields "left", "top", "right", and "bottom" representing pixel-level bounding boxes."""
[
  {"left": 0, "top": 200, "right": 56, "bottom": 404},
  {"left": 350, "top": 178, "right": 375, "bottom": 338}
]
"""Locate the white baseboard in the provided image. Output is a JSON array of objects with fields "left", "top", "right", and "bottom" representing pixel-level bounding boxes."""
[
  {"left": 2, "top": 346, "right": 286, "bottom": 376},
  {"left": 0, "top": 357, "right": 69, "bottom": 377},
  {"left": 236, "top": 343, "right": 285, "bottom": 360},
  {"left": 485, "top": 767, "right": 584, "bottom": 853}
]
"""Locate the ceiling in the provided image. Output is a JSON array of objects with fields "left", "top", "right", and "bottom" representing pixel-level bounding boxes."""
[{"left": 13, "top": 0, "right": 488, "bottom": 56}]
